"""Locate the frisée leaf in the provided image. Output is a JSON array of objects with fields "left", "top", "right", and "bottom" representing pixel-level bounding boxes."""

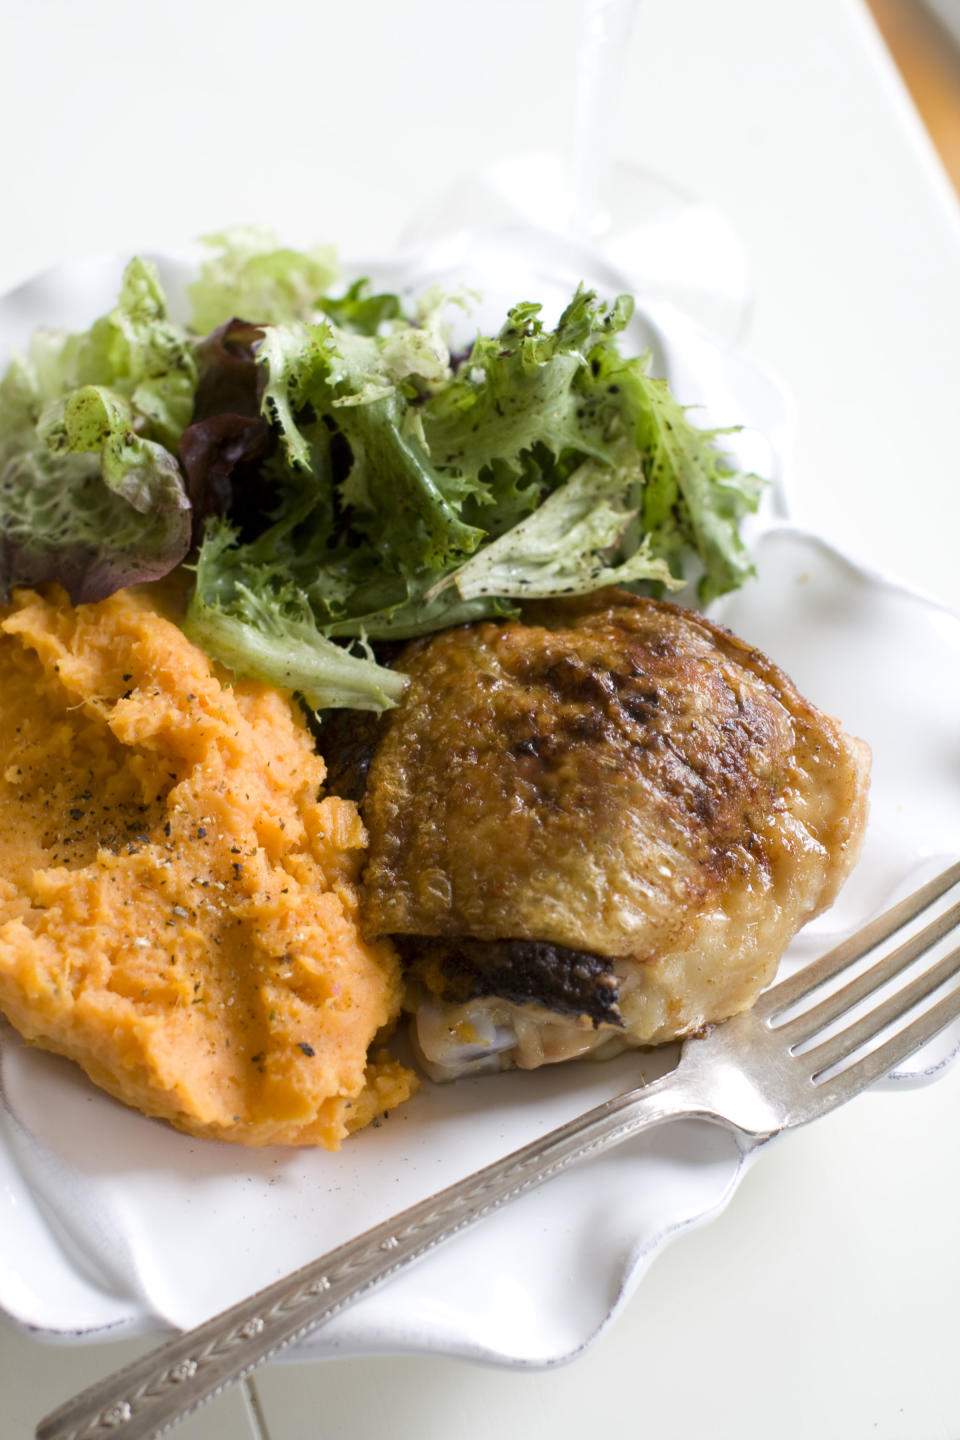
[
  {"left": 431, "top": 458, "right": 679, "bottom": 602},
  {"left": 185, "top": 521, "right": 407, "bottom": 713}
]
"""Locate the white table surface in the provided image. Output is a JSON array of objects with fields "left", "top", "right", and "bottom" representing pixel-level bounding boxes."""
[{"left": 3, "top": 1, "right": 960, "bottom": 1437}]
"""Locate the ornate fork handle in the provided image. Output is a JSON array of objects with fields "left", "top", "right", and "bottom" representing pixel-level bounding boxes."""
[{"left": 37, "top": 1069, "right": 719, "bottom": 1440}]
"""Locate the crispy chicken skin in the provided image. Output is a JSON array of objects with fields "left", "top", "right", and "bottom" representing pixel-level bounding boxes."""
[{"left": 322, "top": 591, "right": 870, "bottom": 1077}]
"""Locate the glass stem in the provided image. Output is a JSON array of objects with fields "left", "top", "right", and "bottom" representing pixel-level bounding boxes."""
[{"left": 567, "top": 0, "right": 642, "bottom": 238}]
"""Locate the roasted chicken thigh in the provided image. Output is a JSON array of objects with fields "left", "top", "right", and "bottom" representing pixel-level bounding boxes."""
[{"left": 321, "top": 592, "right": 870, "bottom": 1079}]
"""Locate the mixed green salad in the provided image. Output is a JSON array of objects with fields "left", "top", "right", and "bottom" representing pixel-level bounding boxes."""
[{"left": 0, "top": 229, "right": 764, "bottom": 712}]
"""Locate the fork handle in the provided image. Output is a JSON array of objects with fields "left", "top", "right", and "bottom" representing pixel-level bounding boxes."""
[{"left": 37, "top": 1070, "right": 710, "bottom": 1440}]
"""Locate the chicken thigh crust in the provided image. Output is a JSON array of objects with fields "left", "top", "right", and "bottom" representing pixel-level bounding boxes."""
[{"left": 332, "top": 593, "right": 870, "bottom": 1076}]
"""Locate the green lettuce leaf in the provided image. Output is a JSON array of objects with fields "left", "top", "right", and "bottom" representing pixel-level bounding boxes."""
[
  {"left": 0, "top": 443, "right": 191, "bottom": 604},
  {"left": 316, "top": 278, "right": 402, "bottom": 336},
  {"left": 0, "top": 262, "right": 193, "bottom": 603},
  {"left": 188, "top": 227, "right": 339, "bottom": 334},
  {"left": 37, "top": 384, "right": 187, "bottom": 512},
  {"left": 58, "top": 257, "right": 197, "bottom": 450}
]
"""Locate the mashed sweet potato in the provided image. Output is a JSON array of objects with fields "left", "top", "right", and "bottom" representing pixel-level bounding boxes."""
[{"left": 0, "top": 584, "right": 416, "bottom": 1147}]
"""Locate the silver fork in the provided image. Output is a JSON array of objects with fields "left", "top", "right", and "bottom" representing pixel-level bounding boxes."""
[{"left": 37, "top": 859, "right": 960, "bottom": 1440}]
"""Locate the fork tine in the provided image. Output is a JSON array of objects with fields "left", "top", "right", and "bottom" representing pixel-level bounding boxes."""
[
  {"left": 810, "top": 981, "right": 960, "bottom": 1111},
  {"left": 755, "top": 859, "right": 960, "bottom": 1019},
  {"left": 774, "top": 894, "right": 960, "bottom": 1046},
  {"left": 796, "top": 941, "right": 960, "bottom": 1075}
]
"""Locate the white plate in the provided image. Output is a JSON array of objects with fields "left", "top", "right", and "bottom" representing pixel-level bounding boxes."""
[{"left": 1, "top": 244, "right": 959, "bottom": 1363}]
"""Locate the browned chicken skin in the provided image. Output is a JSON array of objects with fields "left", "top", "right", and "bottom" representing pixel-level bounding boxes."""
[{"left": 320, "top": 591, "right": 870, "bottom": 1078}]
